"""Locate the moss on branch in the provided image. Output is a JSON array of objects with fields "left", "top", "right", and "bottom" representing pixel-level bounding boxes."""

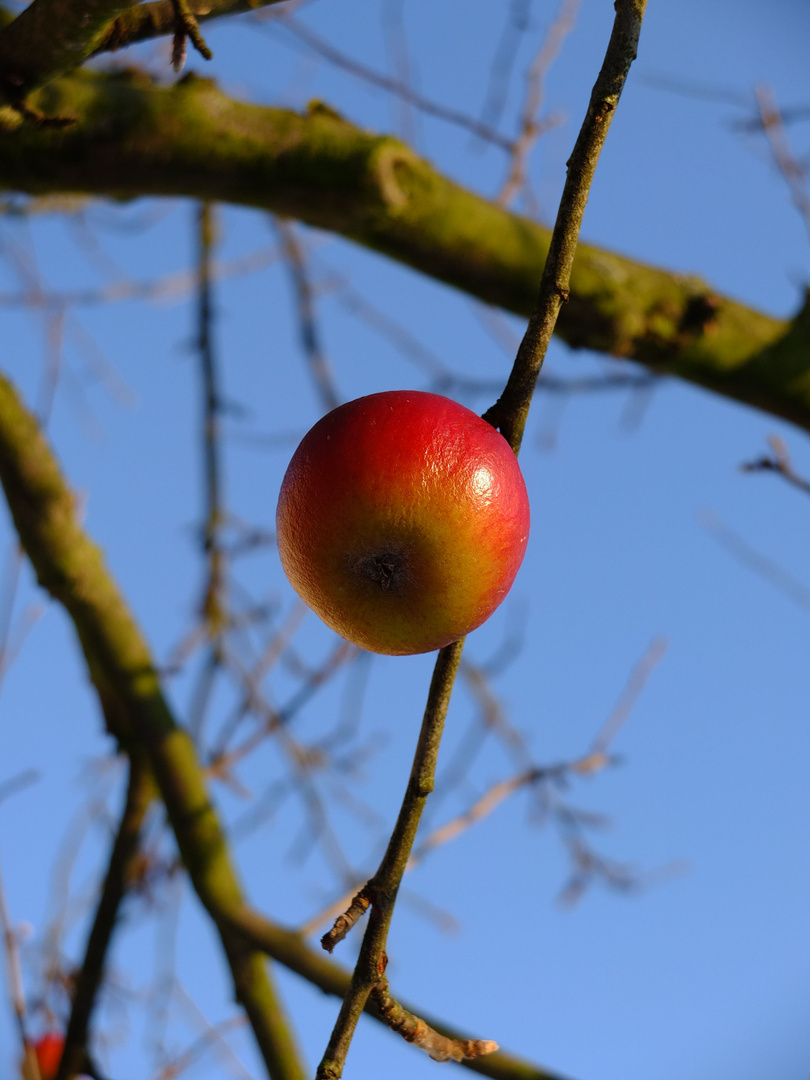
[
  {"left": 0, "top": 371, "right": 306, "bottom": 1080},
  {"left": 0, "top": 0, "right": 136, "bottom": 104},
  {"left": 1, "top": 69, "right": 808, "bottom": 431}
]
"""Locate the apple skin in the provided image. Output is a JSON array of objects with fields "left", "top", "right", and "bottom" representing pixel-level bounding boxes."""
[
  {"left": 276, "top": 391, "right": 530, "bottom": 655},
  {"left": 32, "top": 1032, "right": 64, "bottom": 1080}
]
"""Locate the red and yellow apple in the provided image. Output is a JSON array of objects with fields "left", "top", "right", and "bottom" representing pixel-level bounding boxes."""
[{"left": 276, "top": 390, "right": 530, "bottom": 655}]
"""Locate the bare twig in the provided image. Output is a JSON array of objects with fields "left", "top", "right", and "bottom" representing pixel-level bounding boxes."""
[
  {"left": 56, "top": 755, "right": 153, "bottom": 1080},
  {"left": 590, "top": 636, "right": 668, "bottom": 756},
  {"left": 699, "top": 508, "right": 810, "bottom": 613},
  {"left": 315, "top": 6, "right": 647, "bottom": 1074},
  {"left": 196, "top": 203, "right": 228, "bottom": 658},
  {"left": 484, "top": 0, "right": 648, "bottom": 452},
  {"left": 315, "top": 640, "right": 465, "bottom": 1079},
  {"left": 274, "top": 219, "right": 340, "bottom": 412},
  {"left": 168, "top": 0, "right": 213, "bottom": 71},
  {"left": 263, "top": 13, "right": 516, "bottom": 152},
  {"left": 498, "top": 0, "right": 580, "bottom": 208},
  {"left": 0, "top": 849, "right": 40, "bottom": 1079},
  {"left": 741, "top": 434, "right": 810, "bottom": 498},
  {"left": 0, "top": 244, "right": 279, "bottom": 310},
  {"left": 479, "top": 0, "right": 533, "bottom": 133},
  {"left": 371, "top": 975, "right": 498, "bottom": 1063},
  {"left": 320, "top": 889, "right": 370, "bottom": 954},
  {"left": 754, "top": 84, "right": 810, "bottom": 243}
]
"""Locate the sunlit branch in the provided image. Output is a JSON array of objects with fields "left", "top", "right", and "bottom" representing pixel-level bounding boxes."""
[
  {"left": 6, "top": 69, "right": 798, "bottom": 430},
  {"left": 315, "top": 5, "right": 648, "bottom": 1074},
  {"left": 92, "top": 0, "right": 288, "bottom": 56},
  {"left": 484, "top": 0, "right": 648, "bottom": 452},
  {"left": 0, "top": 370, "right": 307, "bottom": 1080},
  {"left": 315, "top": 640, "right": 465, "bottom": 1079},
  {"left": 228, "top": 904, "right": 572, "bottom": 1080}
]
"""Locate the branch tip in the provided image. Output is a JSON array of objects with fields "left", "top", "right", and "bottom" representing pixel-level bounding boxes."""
[{"left": 320, "top": 889, "right": 371, "bottom": 954}]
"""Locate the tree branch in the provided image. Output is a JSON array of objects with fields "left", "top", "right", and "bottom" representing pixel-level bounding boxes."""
[
  {"left": 92, "top": 0, "right": 288, "bottom": 57},
  {"left": 2, "top": 70, "right": 807, "bottom": 432},
  {"left": 0, "top": 0, "right": 140, "bottom": 106},
  {"left": 315, "top": 5, "right": 647, "bottom": 1072},
  {"left": 229, "top": 906, "right": 572, "bottom": 1080},
  {"left": 485, "top": 0, "right": 647, "bottom": 451},
  {"left": 316, "top": 641, "right": 465, "bottom": 1079},
  {"left": 0, "top": 370, "right": 306, "bottom": 1080},
  {"left": 57, "top": 753, "right": 153, "bottom": 1080}
]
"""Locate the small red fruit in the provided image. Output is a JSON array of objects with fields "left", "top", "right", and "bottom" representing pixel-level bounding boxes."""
[
  {"left": 31, "top": 1032, "right": 64, "bottom": 1080},
  {"left": 276, "top": 391, "right": 530, "bottom": 655}
]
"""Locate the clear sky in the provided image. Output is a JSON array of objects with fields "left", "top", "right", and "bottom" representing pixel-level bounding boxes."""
[{"left": 1, "top": 1, "right": 809, "bottom": 1079}]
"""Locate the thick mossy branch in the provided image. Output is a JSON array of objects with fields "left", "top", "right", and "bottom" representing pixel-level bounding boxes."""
[
  {"left": 0, "top": 371, "right": 306, "bottom": 1080},
  {"left": 93, "top": 0, "right": 287, "bottom": 55},
  {"left": 0, "top": 0, "right": 278, "bottom": 100},
  {"left": 0, "top": 0, "right": 136, "bottom": 104},
  {"left": 1, "top": 70, "right": 806, "bottom": 430}
]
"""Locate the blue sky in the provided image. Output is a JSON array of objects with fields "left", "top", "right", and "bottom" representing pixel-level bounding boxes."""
[{"left": 1, "top": 1, "right": 809, "bottom": 1079}]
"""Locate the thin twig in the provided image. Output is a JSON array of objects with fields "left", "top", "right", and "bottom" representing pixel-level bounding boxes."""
[
  {"left": 274, "top": 219, "right": 340, "bottom": 412},
  {"left": 589, "top": 636, "right": 668, "bottom": 756},
  {"left": 315, "top": 5, "right": 647, "bottom": 1074},
  {"left": 754, "top": 84, "right": 810, "bottom": 243},
  {"left": 698, "top": 508, "right": 810, "bottom": 614},
  {"left": 56, "top": 755, "right": 153, "bottom": 1080},
  {"left": 168, "top": 0, "right": 213, "bottom": 71},
  {"left": 484, "top": 0, "right": 648, "bottom": 453},
  {"left": 0, "top": 849, "right": 41, "bottom": 1080},
  {"left": 371, "top": 975, "right": 498, "bottom": 1063},
  {"left": 263, "top": 13, "right": 516, "bottom": 152},
  {"left": 741, "top": 434, "right": 810, "bottom": 498},
  {"left": 315, "top": 640, "right": 464, "bottom": 1079},
  {"left": 498, "top": 0, "right": 580, "bottom": 208}
]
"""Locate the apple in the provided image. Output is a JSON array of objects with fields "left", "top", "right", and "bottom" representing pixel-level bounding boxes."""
[
  {"left": 26, "top": 1032, "right": 64, "bottom": 1080},
  {"left": 276, "top": 390, "right": 530, "bottom": 655}
]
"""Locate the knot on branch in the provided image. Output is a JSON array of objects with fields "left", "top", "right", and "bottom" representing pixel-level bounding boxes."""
[
  {"left": 371, "top": 144, "right": 418, "bottom": 210},
  {"left": 371, "top": 980, "right": 499, "bottom": 1063}
]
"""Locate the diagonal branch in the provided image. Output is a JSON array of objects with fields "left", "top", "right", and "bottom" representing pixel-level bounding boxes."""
[
  {"left": 3, "top": 71, "right": 808, "bottom": 432},
  {"left": 316, "top": 641, "right": 465, "bottom": 1079},
  {"left": 0, "top": 0, "right": 138, "bottom": 107},
  {"left": 91, "top": 0, "right": 288, "bottom": 57},
  {"left": 0, "top": 370, "right": 306, "bottom": 1080},
  {"left": 0, "top": 0, "right": 290, "bottom": 102},
  {"left": 485, "top": 0, "right": 647, "bottom": 451},
  {"left": 56, "top": 753, "right": 153, "bottom": 1080},
  {"left": 229, "top": 906, "right": 572, "bottom": 1080}
]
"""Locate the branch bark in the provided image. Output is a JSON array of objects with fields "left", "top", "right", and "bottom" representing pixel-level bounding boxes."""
[
  {"left": 0, "top": 0, "right": 289, "bottom": 104},
  {"left": 317, "top": 2, "right": 646, "bottom": 1074},
  {"left": 0, "top": 367, "right": 576, "bottom": 1080},
  {"left": 56, "top": 753, "right": 153, "bottom": 1080},
  {"left": 229, "top": 907, "right": 572, "bottom": 1080},
  {"left": 0, "top": 370, "right": 306, "bottom": 1080},
  {"left": 2, "top": 70, "right": 808, "bottom": 432}
]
